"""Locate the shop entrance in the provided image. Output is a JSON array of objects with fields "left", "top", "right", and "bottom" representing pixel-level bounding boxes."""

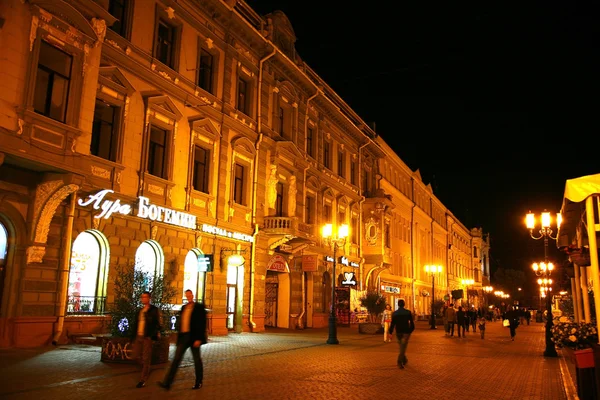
[
  {"left": 264, "top": 272, "right": 278, "bottom": 327},
  {"left": 226, "top": 283, "right": 236, "bottom": 330}
]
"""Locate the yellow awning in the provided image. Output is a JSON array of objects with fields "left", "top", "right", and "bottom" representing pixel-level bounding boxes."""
[{"left": 558, "top": 173, "right": 600, "bottom": 248}]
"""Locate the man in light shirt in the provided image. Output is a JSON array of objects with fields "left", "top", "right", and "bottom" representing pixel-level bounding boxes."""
[
  {"left": 131, "top": 291, "right": 161, "bottom": 388},
  {"left": 158, "top": 289, "right": 207, "bottom": 390}
]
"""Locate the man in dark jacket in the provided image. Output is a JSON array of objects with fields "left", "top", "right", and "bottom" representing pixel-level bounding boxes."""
[
  {"left": 388, "top": 299, "right": 415, "bottom": 369},
  {"left": 131, "top": 291, "right": 162, "bottom": 388},
  {"left": 159, "top": 289, "right": 207, "bottom": 390}
]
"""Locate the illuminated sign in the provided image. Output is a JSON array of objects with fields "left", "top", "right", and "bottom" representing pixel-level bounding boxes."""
[
  {"left": 381, "top": 285, "right": 400, "bottom": 294},
  {"left": 340, "top": 256, "right": 360, "bottom": 267},
  {"left": 78, "top": 189, "right": 197, "bottom": 229},
  {"left": 267, "top": 255, "right": 289, "bottom": 272},
  {"left": 201, "top": 224, "right": 254, "bottom": 242},
  {"left": 342, "top": 272, "right": 357, "bottom": 286}
]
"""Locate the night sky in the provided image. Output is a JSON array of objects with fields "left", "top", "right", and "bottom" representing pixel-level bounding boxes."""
[{"left": 246, "top": 1, "right": 599, "bottom": 274}]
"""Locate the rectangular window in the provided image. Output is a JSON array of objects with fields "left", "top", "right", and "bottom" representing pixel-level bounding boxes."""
[
  {"left": 306, "top": 127, "right": 314, "bottom": 157},
  {"left": 351, "top": 216, "right": 358, "bottom": 244},
  {"left": 108, "top": 0, "right": 128, "bottom": 37},
  {"left": 385, "top": 222, "right": 391, "bottom": 248},
  {"left": 324, "top": 204, "right": 332, "bottom": 223},
  {"left": 338, "top": 151, "right": 345, "bottom": 178},
  {"left": 198, "top": 48, "right": 213, "bottom": 94},
  {"left": 148, "top": 126, "right": 168, "bottom": 179},
  {"left": 233, "top": 163, "right": 245, "bottom": 205},
  {"left": 338, "top": 211, "right": 346, "bottom": 226},
  {"left": 91, "top": 100, "right": 119, "bottom": 161},
  {"left": 323, "top": 141, "right": 330, "bottom": 169},
  {"left": 192, "top": 145, "right": 210, "bottom": 193},
  {"left": 33, "top": 41, "right": 72, "bottom": 122},
  {"left": 237, "top": 77, "right": 249, "bottom": 115},
  {"left": 278, "top": 107, "right": 284, "bottom": 135},
  {"left": 350, "top": 161, "right": 356, "bottom": 185},
  {"left": 305, "top": 196, "right": 315, "bottom": 224},
  {"left": 155, "top": 19, "right": 176, "bottom": 68},
  {"left": 275, "top": 182, "right": 284, "bottom": 216}
]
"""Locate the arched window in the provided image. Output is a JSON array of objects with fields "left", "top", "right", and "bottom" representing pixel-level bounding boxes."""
[
  {"left": 0, "top": 222, "right": 7, "bottom": 263},
  {"left": 68, "top": 230, "right": 110, "bottom": 314},
  {"left": 135, "top": 240, "right": 164, "bottom": 290},
  {"left": 183, "top": 248, "right": 207, "bottom": 303}
]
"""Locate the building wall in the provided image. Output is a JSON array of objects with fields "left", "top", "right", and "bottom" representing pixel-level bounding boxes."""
[{"left": 0, "top": 0, "right": 489, "bottom": 347}]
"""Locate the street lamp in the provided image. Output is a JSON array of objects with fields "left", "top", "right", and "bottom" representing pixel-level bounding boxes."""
[
  {"left": 526, "top": 210, "right": 560, "bottom": 358},
  {"left": 425, "top": 265, "right": 443, "bottom": 329},
  {"left": 462, "top": 279, "right": 474, "bottom": 307},
  {"left": 483, "top": 286, "right": 493, "bottom": 308},
  {"left": 321, "top": 223, "right": 349, "bottom": 345}
]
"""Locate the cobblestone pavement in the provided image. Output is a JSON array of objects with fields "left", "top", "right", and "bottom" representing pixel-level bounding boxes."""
[{"left": 0, "top": 320, "right": 574, "bottom": 400}]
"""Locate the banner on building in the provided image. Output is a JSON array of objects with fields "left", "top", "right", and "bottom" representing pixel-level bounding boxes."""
[
  {"left": 302, "top": 255, "right": 317, "bottom": 272},
  {"left": 267, "top": 255, "right": 289, "bottom": 272}
]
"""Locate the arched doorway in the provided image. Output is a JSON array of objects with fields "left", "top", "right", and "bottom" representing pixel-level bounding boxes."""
[
  {"left": 68, "top": 230, "right": 110, "bottom": 314},
  {"left": 183, "top": 248, "right": 207, "bottom": 303},
  {"left": 135, "top": 240, "right": 164, "bottom": 290},
  {"left": 0, "top": 221, "right": 8, "bottom": 312},
  {"left": 264, "top": 271, "right": 278, "bottom": 327},
  {"left": 225, "top": 254, "right": 245, "bottom": 332}
]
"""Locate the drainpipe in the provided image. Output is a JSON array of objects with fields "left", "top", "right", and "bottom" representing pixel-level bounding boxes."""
[
  {"left": 357, "top": 141, "right": 369, "bottom": 291},
  {"left": 249, "top": 46, "right": 277, "bottom": 332},
  {"left": 52, "top": 193, "right": 76, "bottom": 345},
  {"left": 410, "top": 177, "right": 416, "bottom": 311},
  {"left": 296, "top": 90, "right": 318, "bottom": 329}
]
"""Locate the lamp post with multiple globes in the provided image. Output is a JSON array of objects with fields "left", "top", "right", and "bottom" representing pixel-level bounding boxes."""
[
  {"left": 321, "top": 223, "right": 349, "bottom": 345},
  {"left": 526, "top": 210, "right": 560, "bottom": 358},
  {"left": 425, "top": 265, "right": 443, "bottom": 329}
]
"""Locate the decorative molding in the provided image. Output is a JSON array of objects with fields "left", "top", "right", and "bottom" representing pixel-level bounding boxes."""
[
  {"left": 116, "top": 171, "right": 121, "bottom": 184},
  {"left": 33, "top": 181, "right": 63, "bottom": 224},
  {"left": 151, "top": 225, "right": 158, "bottom": 240},
  {"left": 92, "top": 215, "right": 100, "bottom": 229},
  {"left": 29, "top": 15, "right": 39, "bottom": 51},
  {"left": 17, "top": 118, "right": 24, "bottom": 135},
  {"left": 147, "top": 184, "right": 164, "bottom": 196},
  {"left": 267, "top": 163, "right": 278, "bottom": 209},
  {"left": 91, "top": 165, "right": 111, "bottom": 179},
  {"left": 196, "top": 235, "right": 202, "bottom": 248},
  {"left": 91, "top": 18, "right": 106, "bottom": 44},
  {"left": 34, "top": 183, "right": 79, "bottom": 244},
  {"left": 26, "top": 245, "right": 46, "bottom": 263}
]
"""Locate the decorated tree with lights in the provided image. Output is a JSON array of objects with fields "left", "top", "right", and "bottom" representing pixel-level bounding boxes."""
[{"left": 107, "top": 264, "right": 177, "bottom": 337}]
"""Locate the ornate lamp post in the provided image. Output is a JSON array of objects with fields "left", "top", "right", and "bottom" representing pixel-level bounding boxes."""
[
  {"left": 526, "top": 210, "right": 560, "bottom": 358},
  {"left": 425, "top": 265, "right": 443, "bottom": 329},
  {"left": 483, "top": 285, "right": 493, "bottom": 308},
  {"left": 321, "top": 223, "right": 349, "bottom": 345}
]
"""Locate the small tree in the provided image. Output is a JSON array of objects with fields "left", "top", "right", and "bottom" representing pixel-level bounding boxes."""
[
  {"left": 107, "top": 264, "right": 177, "bottom": 337},
  {"left": 432, "top": 299, "right": 446, "bottom": 317},
  {"left": 359, "top": 291, "right": 387, "bottom": 323}
]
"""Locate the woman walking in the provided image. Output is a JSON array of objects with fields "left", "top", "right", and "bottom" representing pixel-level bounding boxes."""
[
  {"left": 505, "top": 305, "right": 519, "bottom": 341},
  {"left": 382, "top": 304, "right": 393, "bottom": 342}
]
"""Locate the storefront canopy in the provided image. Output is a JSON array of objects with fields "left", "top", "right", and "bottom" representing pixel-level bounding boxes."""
[{"left": 558, "top": 173, "right": 600, "bottom": 249}]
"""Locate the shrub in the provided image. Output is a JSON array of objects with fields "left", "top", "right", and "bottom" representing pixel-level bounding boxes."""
[
  {"left": 359, "top": 291, "right": 387, "bottom": 323},
  {"left": 551, "top": 317, "right": 598, "bottom": 350},
  {"left": 107, "top": 264, "right": 177, "bottom": 337}
]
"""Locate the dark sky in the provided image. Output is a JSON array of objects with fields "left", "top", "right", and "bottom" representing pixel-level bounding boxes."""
[{"left": 246, "top": 1, "right": 599, "bottom": 274}]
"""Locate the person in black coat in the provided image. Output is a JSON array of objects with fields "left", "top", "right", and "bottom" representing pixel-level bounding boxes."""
[
  {"left": 388, "top": 299, "right": 415, "bottom": 369},
  {"left": 456, "top": 306, "right": 466, "bottom": 338},
  {"left": 130, "top": 291, "right": 162, "bottom": 388},
  {"left": 159, "top": 289, "right": 207, "bottom": 390},
  {"left": 505, "top": 305, "right": 520, "bottom": 341}
]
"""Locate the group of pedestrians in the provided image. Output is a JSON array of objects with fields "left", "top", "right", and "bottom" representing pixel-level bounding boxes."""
[
  {"left": 442, "top": 304, "right": 489, "bottom": 339},
  {"left": 131, "top": 289, "right": 207, "bottom": 390}
]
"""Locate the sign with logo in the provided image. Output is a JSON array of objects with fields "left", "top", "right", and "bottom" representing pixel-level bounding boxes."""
[
  {"left": 267, "top": 255, "right": 289, "bottom": 272},
  {"left": 381, "top": 284, "right": 400, "bottom": 294},
  {"left": 341, "top": 272, "right": 357, "bottom": 286},
  {"left": 198, "top": 254, "right": 213, "bottom": 272},
  {"left": 325, "top": 256, "right": 334, "bottom": 262},
  {"left": 302, "top": 255, "right": 317, "bottom": 272},
  {"left": 340, "top": 256, "right": 360, "bottom": 267},
  {"left": 279, "top": 244, "right": 293, "bottom": 252},
  {"left": 201, "top": 224, "right": 254, "bottom": 243},
  {"left": 78, "top": 189, "right": 197, "bottom": 229}
]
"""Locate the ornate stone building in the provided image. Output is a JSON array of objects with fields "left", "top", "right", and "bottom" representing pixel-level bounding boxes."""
[{"left": 0, "top": 0, "right": 489, "bottom": 347}]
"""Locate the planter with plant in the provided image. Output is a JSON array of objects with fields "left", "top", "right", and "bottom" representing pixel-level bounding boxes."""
[
  {"left": 551, "top": 317, "right": 598, "bottom": 368},
  {"left": 358, "top": 291, "right": 387, "bottom": 334},
  {"left": 101, "top": 265, "right": 177, "bottom": 364}
]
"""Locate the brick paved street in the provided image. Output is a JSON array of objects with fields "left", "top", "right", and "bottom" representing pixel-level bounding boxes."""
[{"left": 0, "top": 320, "right": 574, "bottom": 400}]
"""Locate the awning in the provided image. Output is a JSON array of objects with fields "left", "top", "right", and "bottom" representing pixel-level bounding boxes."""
[{"left": 558, "top": 173, "right": 600, "bottom": 248}]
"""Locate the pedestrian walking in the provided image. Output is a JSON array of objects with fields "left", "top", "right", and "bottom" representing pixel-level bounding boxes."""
[
  {"left": 382, "top": 304, "right": 393, "bottom": 343},
  {"left": 456, "top": 306, "right": 466, "bottom": 338},
  {"left": 469, "top": 309, "right": 478, "bottom": 332},
  {"left": 444, "top": 304, "right": 457, "bottom": 336},
  {"left": 158, "top": 289, "right": 207, "bottom": 390},
  {"left": 504, "top": 305, "right": 520, "bottom": 341},
  {"left": 131, "top": 291, "right": 162, "bottom": 388},
  {"left": 442, "top": 304, "right": 449, "bottom": 335},
  {"left": 388, "top": 299, "right": 415, "bottom": 369},
  {"left": 478, "top": 316, "right": 486, "bottom": 339}
]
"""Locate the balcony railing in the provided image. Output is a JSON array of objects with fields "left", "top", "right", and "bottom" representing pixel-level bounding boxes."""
[
  {"left": 67, "top": 295, "right": 107, "bottom": 315},
  {"left": 263, "top": 216, "right": 299, "bottom": 235}
]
